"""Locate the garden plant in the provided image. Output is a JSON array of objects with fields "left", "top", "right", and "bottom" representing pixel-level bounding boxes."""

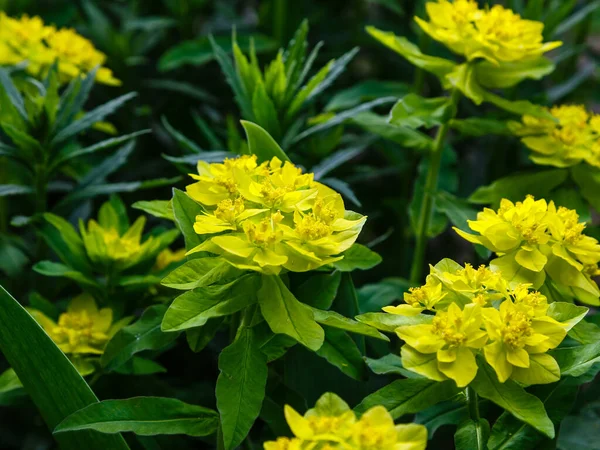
[{"left": 1, "top": 1, "right": 600, "bottom": 449}]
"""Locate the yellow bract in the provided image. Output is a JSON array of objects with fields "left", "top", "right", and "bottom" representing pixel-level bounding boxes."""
[
  {"left": 187, "top": 155, "right": 366, "bottom": 274},
  {"left": 263, "top": 393, "right": 427, "bottom": 450},
  {"left": 415, "top": 0, "right": 561, "bottom": 64},
  {"left": 154, "top": 248, "right": 187, "bottom": 271},
  {"left": 0, "top": 13, "right": 119, "bottom": 85},
  {"left": 511, "top": 105, "right": 600, "bottom": 168},
  {"left": 454, "top": 196, "right": 600, "bottom": 303},
  {"left": 28, "top": 294, "right": 130, "bottom": 375}
]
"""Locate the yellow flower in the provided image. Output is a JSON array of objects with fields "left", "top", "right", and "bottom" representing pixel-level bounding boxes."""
[
  {"left": 186, "top": 156, "right": 366, "bottom": 274},
  {"left": 0, "top": 13, "right": 119, "bottom": 85},
  {"left": 154, "top": 248, "right": 187, "bottom": 271},
  {"left": 28, "top": 294, "right": 130, "bottom": 375},
  {"left": 482, "top": 299, "right": 566, "bottom": 385},
  {"left": 415, "top": 1, "right": 561, "bottom": 64},
  {"left": 264, "top": 393, "right": 427, "bottom": 450},
  {"left": 454, "top": 196, "right": 600, "bottom": 302},
  {"left": 511, "top": 105, "right": 600, "bottom": 168},
  {"left": 384, "top": 275, "right": 446, "bottom": 316},
  {"left": 397, "top": 303, "right": 488, "bottom": 387}
]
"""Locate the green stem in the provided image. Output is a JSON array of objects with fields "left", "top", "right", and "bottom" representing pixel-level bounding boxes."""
[
  {"left": 466, "top": 386, "right": 484, "bottom": 450},
  {"left": 410, "top": 89, "right": 461, "bottom": 284}
]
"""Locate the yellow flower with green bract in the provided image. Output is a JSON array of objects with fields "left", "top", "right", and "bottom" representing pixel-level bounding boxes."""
[
  {"left": 263, "top": 392, "right": 427, "bottom": 450},
  {"left": 0, "top": 13, "right": 119, "bottom": 85},
  {"left": 28, "top": 294, "right": 130, "bottom": 375},
  {"left": 415, "top": 0, "right": 561, "bottom": 64},
  {"left": 186, "top": 155, "right": 366, "bottom": 274},
  {"left": 454, "top": 196, "right": 600, "bottom": 303},
  {"left": 153, "top": 248, "right": 187, "bottom": 272},
  {"left": 397, "top": 303, "right": 488, "bottom": 387},
  {"left": 511, "top": 105, "right": 600, "bottom": 169}
]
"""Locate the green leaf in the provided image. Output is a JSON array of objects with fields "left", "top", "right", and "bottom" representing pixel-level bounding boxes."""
[
  {"left": 101, "top": 305, "right": 179, "bottom": 372},
  {"left": 216, "top": 327, "right": 268, "bottom": 450},
  {"left": 333, "top": 244, "right": 382, "bottom": 272},
  {"left": 161, "top": 115, "right": 203, "bottom": 153},
  {"left": 161, "top": 258, "right": 242, "bottom": 290},
  {"left": 354, "top": 378, "right": 459, "bottom": 419},
  {"left": 435, "top": 191, "right": 478, "bottom": 232},
  {"left": 258, "top": 275, "right": 324, "bottom": 351},
  {"left": 471, "top": 361, "right": 554, "bottom": 438},
  {"left": 366, "top": 27, "right": 456, "bottom": 78},
  {"left": 132, "top": 200, "right": 174, "bottom": 221},
  {"left": 571, "top": 165, "right": 600, "bottom": 213},
  {"left": 469, "top": 169, "right": 569, "bottom": 205},
  {"left": 113, "top": 357, "right": 167, "bottom": 376},
  {"left": 455, "top": 419, "right": 490, "bottom": 450},
  {"left": 389, "top": 94, "right": 453, "bottom": 129},
  {"left": 351, "top": 111, "right": 432, "bottom": 151},
  {"left": 33, "top": 261, "right": 99, "bottom": 288},
  {"left": 554, "top": 0, "right": 600, "bottom": 35},
  {"left": 358, "top": 277, "right": 412, "bottom": 313},
  {"left": 446, "top": 63, "right": 486, "bottom": 105},
  {"left": 251, "top": 81, "right": 281, "bottom": 140},
  {"left": 0, "top": 68, "right": 28, "bottom": 120},
  {"left": 415, "top": 399, "right": 469, "bottom": 438},
  {"left": 449, "top": 118, "right": 510, "bottom": 137},
  {"left": 172, "top": 188, "right": 204, "bottom": 250},
  {"left": 568, "top": 320, "right": 600, "bottom": 344},
  {"left": 312, "top": 141, "right": 369, "bottom": 180},
  {"left": 240, "top": 120, "right": 290, "bottom": 162},
  {"left": 0, "top": 367, "right": 24, "bottom": 405},
  {"left": 482, "top": 91, "right": 553, "bottom": 119},
  {"left": 294, "top": 271, "right": 342, "bottom": 309},
  {"left": 316, "top": 329, "right": 366, "bottom": 380},
  {"left": 365, "top": 353, "right": 421, "bottom": 378},
  {"left": 546, "top": 302, "right": 588, "bottom": 331},
  {"left": 355, "top": 312, "right": 432, "bottom": 333},
  {"left": 0, "top": 285, "right": 130, "bottom": 449},
  {"left": 551, "top": 340, "right": 600, "bottom": 378},
  {"left": 162, "top": 276, "right": 259, "bottom": 331},
  {"left": 474, "top": 57, "right": 555, "bottom": 89},
  {"left": 0, "top": 184, "right": 34, "bottom": 196},
  {"left": 55, "top": 397, "right": 218, "bottom": 437},
  {"left": 325, "top": 80, "right": 409, "bottom": 112},
  {"left": 186, "top": 317, "right": 224, "bottom": 353},
  {"left": 310, "top": 307, "right": 389, "bottom": 341}
]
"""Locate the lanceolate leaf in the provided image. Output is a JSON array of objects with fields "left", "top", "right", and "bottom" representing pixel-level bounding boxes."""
[
  {"left": 0, "top": 285, "right": 130, "bottom": 449},
  {"left": 216, "top": 327, "right": 268, "bottom": 450},
  {"left": 310, "top": 307, "right": 389, "bottom": 341},
  {"left": 240, "top": 120, "right": 290, "bottom": 162},
  {"left": 172, "top": 188, "right": 204, "bottom": 250},
  {"left": 316, "top": 329, "right": 366, "bottom": 380},
  {"left": 55, "top": 397, "right": 218, "bottom": 437}
]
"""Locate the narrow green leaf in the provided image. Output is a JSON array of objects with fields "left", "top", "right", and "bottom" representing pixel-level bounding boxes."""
[
  {"left": 240, "top": 120, "right": 290, "bottom": 162},
  {"left": 316, "top": 329, "right": 366, "bottom": 380},
  {"left": 161, "top": 258, "right": 242, "bottom": 290},
  {"left": 365, "top": 354, "right": 420, "bottom": 378},
  {"left": 351, "top": 111, "right": 432, "bottom": 151},
  {"left": 0, "top": 285, "right": 130, "bottom": 449},
  {"left": 33, "top": 261, "right": 100, "bottom": 288},
  {"left": 355, "top": 312, "right": 432, "bottom": 333},
  {"left": 0, "top": 184, "right": 34, "bottom": 196},
  {"left": 132, "top": 200, "right": 174, "bottom": 221},
  {"left": 55, "top": 397, "right": 218, "bottom": 437},
  {"left": 310, "top": 307, "right": 389, "bottom": 341}
]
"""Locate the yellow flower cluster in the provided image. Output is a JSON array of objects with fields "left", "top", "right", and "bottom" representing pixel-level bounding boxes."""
[
  {"left": 264, "top": 393, "right": 427, "bottom": 450},
  {"left": 415, "top": 0, "right": 561, "bottom": 64},
  {"left": 28, "top": 295, "right": 130, "bottom": 375},
  {"left": 454, "top": 196, "right": 600, "bottom": 303},
  {"left": 388, "top": 260, "right": 580, "bottom": 387},
  {"left": 186, "top": 155, "right": 366, "bottom": 274},
  {"left": 511, "top": 105, "right": 600, "bottom": 168},
  {"left": 154, "top": 248, "right": 187, "bottom": 271},
  {"left": 0, "top": 13, "right": 119, "bottom": 85}
]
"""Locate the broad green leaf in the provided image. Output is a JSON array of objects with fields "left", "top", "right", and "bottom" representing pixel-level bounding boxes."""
[
  {"left": 240, "top": 120, "right": 290, "bottom": 162},
  {"left": 482, "top": 91, "right": 553, "bottom": 119},
  {"left": 216, "top": 327, "right": 268, "bottom": 450},
  {"left": 357, "top": 277, "right": 412, "bottom": 313},
  {"left": 351, "top": 111, "right": 432, "bottom": 151},
  {"left": 551, "top": 340, "right": 600, "bottom": 378},
  {"left": 571, "top": 165, "right": 600, "bottom": 213},
  {"left": 101, "top": 305, "right": 179, "bottom": 371},
  {"left": 316, "top": 329, "right": 366, "bottom": 380},
  {"left": 258, "top": 275, "right": 324, "bottom": 351},
  {"left": 568, "top": 320, "right": 600, "bottom": 344},
  {"left": 333, "top": 244, "right": 382, "bottom": 272},
  {"left": 255, "top": 323, "right": 297, "bottom": 362},
  {"left": 325, "top": 80, "right": 409, "bottom": 112},
  {"left": 415, "top": 399, "right": 469, "bottom": 438},
  {"left": 186, "top": 317, "right": 224, "bottom": 353},
  {"left": 366, "top": 27, "right": 456, "bottom": 78},
  {"left": 0, "top": 285, "right": 130, "bottom": 449},
  {"left": 294, "top": 271, "right": 342, "bottom": 309},
  {"left": 455, "top": 419, "right": 490, "bottom": 450},
  {"left": 162, "top": 276, "right": 259, "bottom": 331},
  {"left": 469, "top": 169, "right": 569, "bottom": 205},
  {"left": 557, "top": 413, "right": 600, "bottom": 450},
  {"left": 132, "top": 200, "right": 174, "bottom": 221},
  {"left": 33, "top": 261, "right": 99, "bottom": 288},
  {"left": 172, "top": 188, "right": 204, "bottom": 250},
  {"left": 450, "top": 118, "right": 510, "bottom": 137},
  {"left": 474, "top": 57, "right": 555, "bottom": 89},
  {"left": 354, "top": 378, "right": 459, "bottom": 419},
  {"left": 355, "top": 312, "right": 432, "bottom": 333},
  {"left": 389, "top": 94, "right": 453, "bottom": 129},
  {"left": 310, "top": 307, "right": 389, "bottom": 341},
  {"left": 365, "top": 354, "right": 421, "bottom": 378},
  {"left": 55, "top": 397, "right": 218, "bottom": 436},
  {"left": 546, "top": 302, "right": 588, "bottom": 331},
  {"left": 113, "top": 358, "right": 167, "bottom": 376},
  {"left": 471, "top": 361, "right": 554, "bottom": 438},
  {"left": 161, "top": 258, "right": 242, "bottom": 290}
]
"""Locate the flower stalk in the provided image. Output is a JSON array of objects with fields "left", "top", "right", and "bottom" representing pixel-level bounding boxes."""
[
  {"left": 410, "top": 88, "right": 461, "bottom": 284},
  {"left": 466, "top": 386, "right": 485, "bottom": 450}
]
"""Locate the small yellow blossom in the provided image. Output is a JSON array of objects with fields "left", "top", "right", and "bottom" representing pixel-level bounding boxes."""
[
  {"left": 384, "top": 275, "right": 446, "bottom": 316},
  {"left": 264, "top": 393, "right": 427, "bottom": 450},
  {"left": 482, "top": 300, "right": 565, "bottom": 385},
  {"left": 511, "top": 105, "right": 600, "bottom": 168},
  {"left": 0, "top": 13, "right": 119, "bottom": 85},
  {"left": 397, "top": 303, "right": 488, "bottom": 387},
  {"left": 186, "top": 156, "right": 366, "bottom": 274},
  {"left": 28, "top": 294, "right": 130, "bottom": 375},
  {"left": 154, "top": 248, "right": 187, "bottom": 271},
  {"left": 415, "top": 1, "right": 561, "bottom": 64}
]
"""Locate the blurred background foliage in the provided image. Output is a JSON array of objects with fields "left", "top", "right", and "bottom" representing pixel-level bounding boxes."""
[{"left": 0, "top": 0, "right": 599, "bottom": 448}]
